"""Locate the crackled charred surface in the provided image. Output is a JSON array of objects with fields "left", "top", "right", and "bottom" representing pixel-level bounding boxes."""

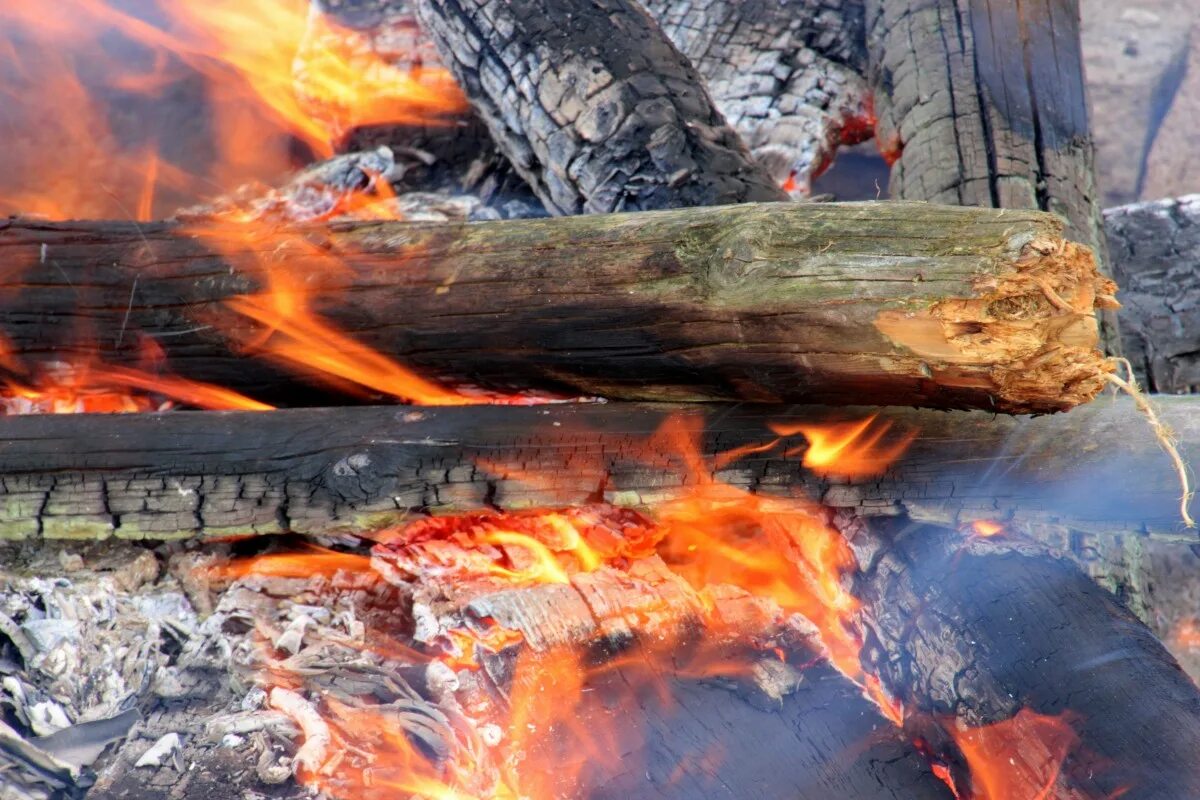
[
  {"left": 0, "top": 397, "right": 1195, "bottom": 542},
  {"left": 313, "top": 0, "right": 870, "bottom": 201},
  {"left": 855, "top": 519, "right": 1200, "bottom": 798},
  {"left": 411, "top": 0, "right": 788, "bottom": 214},
  {"left": 1105, "top": 194, "right": 1200, "bottom": 393},
  {"left": 865, "top": 0, "right": 1119, "bottom": 353},
  {"left": 0, "top": 203, "right": 1110, "bottom": 412},
  {"left": 643, "top": 0, "right": 870, "bottom": 195}
]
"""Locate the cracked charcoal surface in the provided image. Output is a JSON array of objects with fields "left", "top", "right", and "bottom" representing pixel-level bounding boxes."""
[
  {"left": 412, "top": 0, "right": 789, "bottom": 214},
  {"left": 856, "top": 520, "right": 1200, "bottom": 800}
]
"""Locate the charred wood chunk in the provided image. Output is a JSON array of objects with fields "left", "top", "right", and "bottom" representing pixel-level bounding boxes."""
[
  {"left": 857, "top": 519, "right": 1200, "bottom": 799},
  {"left": 644, "top": 0, "right": 871, "bottom": 195},
  {"left": 412, "top": 0, "right": 789, "bottom": 214},
  {"left": 1105, "top": 194, "right": 1200, "bottom": 393},
  {"left": 2, "top": 396, "right": 1196, "bottom": 544}
]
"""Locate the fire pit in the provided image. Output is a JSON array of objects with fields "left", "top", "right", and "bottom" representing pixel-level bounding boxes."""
[{"left": 1, "top": 2, "right": 1199, "bottom": 800}]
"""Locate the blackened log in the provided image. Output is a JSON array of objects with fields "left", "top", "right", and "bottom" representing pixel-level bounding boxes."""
[
  {"left": 526, "top": 662, "right": 955, "bottom": 800},
  {"left": 642, "top": 0, "right": 870, "bottom": 195},
  {"left": 411, "top": 0, "right": 789, "bottom": 214},
  {"left": 0, "top": 396, "right": 1194, "bottom": 542},
  {"left": 1105, "top": 194, "right": 1200, "bottom": 393},
  {"left": 856, "top": 519, "right": 1200, "bottom": 798},
  {"left": 865, "top": 0, "right": 1121, "bottom": 354},
  {"left": 316, "top": 0, "right": 870, "bottom": 198},
  {"left": 0, "top": 203, "right": 1112, "bottom": 413}
]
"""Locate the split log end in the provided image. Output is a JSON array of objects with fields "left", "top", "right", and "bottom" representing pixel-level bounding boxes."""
[{"left": 875, "top": 226, "right": 1117, "bottom": 414}]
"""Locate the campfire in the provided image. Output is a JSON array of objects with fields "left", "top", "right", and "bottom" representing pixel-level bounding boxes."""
[{"left": 2, "top": 1, "right": 1199, "bottom": 799}]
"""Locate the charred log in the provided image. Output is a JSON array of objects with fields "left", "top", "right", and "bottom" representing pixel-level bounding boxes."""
[
  {"left": 864, "top": 0, "right": 1121, "bottom": 353},
  {"left": 0, "top": 396, "right": 1194, "bottom": 542},
  {"left": 0, "top": 203, "right": 1112, "bottom": 412},
  {"left": 855, "top": 518, "right": 1200, "bottom": 799},
  {"left": 1105, "top": 194, "right": 1200, "bottom": 393},
  {"left": 313, "top": 0, "right": 871, "bottom": 199},
  {"left": 411, "top": 0, "right": 789, "bottom": 214}
]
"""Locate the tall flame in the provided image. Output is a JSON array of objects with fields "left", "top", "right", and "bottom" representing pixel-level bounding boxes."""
[{"left": 0, "top": 0, "right": 467, "bottom": 220}]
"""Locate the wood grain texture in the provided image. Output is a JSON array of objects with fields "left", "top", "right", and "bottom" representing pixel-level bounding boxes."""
[
  {"left": 865, "top": 0, "right": 1120, "bottom": 353},
  {"left": 411, "top": 0, "right": 789, "bottom": 214},
  {"left": 0, "top": 202, "right": 1110, "bottom": 412},
  {"left": 0, "top": 396, "right": 1193, "bottom": 542}
]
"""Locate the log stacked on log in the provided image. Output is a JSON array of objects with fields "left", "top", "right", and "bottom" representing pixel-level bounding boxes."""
[
  {"left": 0, "top": 203, "right": 1113, "bottom": 412},
  {"left": 0, "top": 397, "right": 1193, "bottom": 542}
]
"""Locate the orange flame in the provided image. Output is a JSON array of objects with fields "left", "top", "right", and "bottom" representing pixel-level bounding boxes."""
[
  {"left": 771, "top": 414, "right": 916, "bottom": 479},
  {"left": 1173, "top": 620, "right": 1200, "bottom": 650},
  {"left": 968, "top": 520, "right": 1005, "bottom": 539},
  {"left": 1, "top": 360, "right": 271, "bottom": 415},
  {"left": 949, "top": 710, "right": 1083, "bottom": 800},
  {"left": 206, "top": 543, "right": 372, "bottom": 582}
]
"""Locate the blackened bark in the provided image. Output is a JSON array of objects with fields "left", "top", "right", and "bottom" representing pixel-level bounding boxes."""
[
  {"left": 865, "top": 0, "right": 1121, "bottom": 354},
  {"left": 1104, "top": 194, "right": 1200, "bottom": 392},
  {"left": 1, "top": 397, "right": 1195, "bottom": 542},
  {"left": 856, "top": 519, "right": 1200, "bottom": 799},
  {"left": 412, "top": 0, "right": 789, "bottom": 214}
]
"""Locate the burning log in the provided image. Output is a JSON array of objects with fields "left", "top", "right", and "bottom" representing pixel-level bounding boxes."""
[
  {"left": 0, "top": 396, "right": 1193, "bottom": 542},
  {"left": 0, "top": 202, "right": 1113, "bottom": 412},
  {"left": 411, "top": 0, "right": 789, "bottom": 213},
  {"left": 856, "top": 519, "right": 1200, "bottom": 798},
  {"left": 864, "top": 0, "right": 1121, "bottom": 353}
]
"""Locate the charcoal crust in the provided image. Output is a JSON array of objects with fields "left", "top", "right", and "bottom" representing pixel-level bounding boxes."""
[{"left": 412, "top": 0, "right": 789, "bottom": 214}]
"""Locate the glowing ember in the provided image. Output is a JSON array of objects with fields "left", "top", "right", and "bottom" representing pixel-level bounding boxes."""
[
  {"left": 950, "top": 710, "right": 1085, "bottom": 800},
  {"left": 1, "top": 360, "right": 271, "bottom": 414}
]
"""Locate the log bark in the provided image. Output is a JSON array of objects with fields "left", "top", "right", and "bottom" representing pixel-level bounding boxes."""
[
  {"left": 411, "top": 0, "right": 789, "bottom": 214},
  {"left": 0, "top": 203, "right": 1112, "bottom": 412},
  {"left": 855, "top": 518, "right": 1200, "bottom": 798},
  {"left": 0, "top": 396, "right": 1194, "bottom": 542},
  {"left": 1105, "top": 194, "right": 1200, "bottom": 393},
  {"left": 315, "top": 0, "right": 872, "bottom": 198},
  {"left": 865, "top": 0, "right": 1121, "bottom": 354}
]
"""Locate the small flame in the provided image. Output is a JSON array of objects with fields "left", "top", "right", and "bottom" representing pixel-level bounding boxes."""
[
  {"left": 771, "top": 414, "right": 916, "bottom": 478},
  {"left": 1173, "top": 620, "right": 1200, "bottom": 650},
  {"left": 207, "top": 543, "right": 372, "bottom": 582}
]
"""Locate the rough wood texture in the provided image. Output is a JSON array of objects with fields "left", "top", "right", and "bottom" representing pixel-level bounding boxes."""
[
  {"left": 857, "top": 519, "right": 1200, "bottom": 798},
  {"left": 313, "top": 0, "right": 870, "bottom": 200},
  {"left": 0, "top": 203, "right": 1112, "bottom": 412},
  {"left": 411, "top": 0, "right": 789, "bottom": 214},
  {"left": 1105, "top": 194, "right": 1200, "bottom": 392},
  {"left": 865, "top": 0, "right": 1120, "bottom": 353},
  {"left": 641, "top": 0, "right": 869, "bottom": 196},
  {"left": 0, "top": 396, "right": 1194, "bottom": 542}
]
